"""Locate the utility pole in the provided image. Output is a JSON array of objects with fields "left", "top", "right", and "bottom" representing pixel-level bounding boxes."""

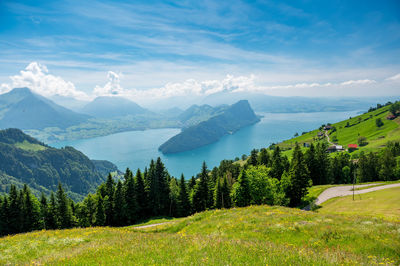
[{"left": 353, "top": 170, "right": 356, "bottom": 201}]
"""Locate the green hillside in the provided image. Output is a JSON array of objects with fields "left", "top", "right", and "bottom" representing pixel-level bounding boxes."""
[
  {"left": 0, "top": 128, "right": 117, "bottom": 201},
  {"left": 278, "top": 103, "right": 400, "bottom": 155},
  {"left": 1, "top": 204, "right": 399, "bottom": 265}
]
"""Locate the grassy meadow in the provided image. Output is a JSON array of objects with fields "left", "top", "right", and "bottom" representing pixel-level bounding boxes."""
[
  {"left": 278, "top": 104, "right": 400, "bottom": 155},
  {"left": 319, "top": 186, "right": 400, "bottom": 222},
  {"left": 1, "top": 203, "right": 399, "bottom": 265}
]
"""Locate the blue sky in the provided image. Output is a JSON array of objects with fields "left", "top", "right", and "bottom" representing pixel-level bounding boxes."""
[{"left": 0, "top": 0, "right": 399, "bottom": 102}]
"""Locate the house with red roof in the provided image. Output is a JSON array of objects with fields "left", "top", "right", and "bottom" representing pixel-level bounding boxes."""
[{"left": 348, "top": 144, "right": 358, "bottom": 151}]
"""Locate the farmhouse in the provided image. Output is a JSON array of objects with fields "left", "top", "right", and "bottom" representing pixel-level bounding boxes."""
[
  {"left": 348, "top": 144, "right": 358, "bottom": 151},
  {"left": 326, "top": 145, "right": 344, "bottom": 153},
  {"left": 323, "top": 125, "right": 332, "bottom": 130}
]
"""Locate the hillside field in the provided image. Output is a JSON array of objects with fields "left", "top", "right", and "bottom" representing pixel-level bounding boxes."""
[
  {"left": 1, "top": 202, "right": 399, "bottom": 265},
  {"left": 278, "top": 104, "right": 400, "bottom": 155}
]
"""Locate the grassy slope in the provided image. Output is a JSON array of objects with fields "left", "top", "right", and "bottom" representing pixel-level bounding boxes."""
[
  {"left": 1, "top": 205, "right": 399, "bottom": 265},
  {"left": 319, "top": 186, "right": 400, "bottom": 222},
  {"left": 278, "top": 104, "right": 400, "bottom": 155},
  {"left": 14, "top": 140, "right": 47, "bottom": 152}
]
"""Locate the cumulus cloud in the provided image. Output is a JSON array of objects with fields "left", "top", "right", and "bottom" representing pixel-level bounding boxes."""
[
  {"left": 386, "top": 73, "right": 400, "bottom": 81},
  {"left": 92, "top": 73, "right": 257, "bottom": 100},
  {"left": 0, "top": 62, "right": 89, "bottom": 99},
  {"left": 93, "top": 71, "right": 126, "bottom": 96}
]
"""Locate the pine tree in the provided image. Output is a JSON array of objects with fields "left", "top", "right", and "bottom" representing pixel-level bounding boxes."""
[
  {"left": 270, "top": 146, "right": 284, "bottom": 180},
  {"left": 257, "top": 148, "right": 270, "bottom": 166},
  {"left": 379, "top": 148, "right": 396, "bottom": 181},
  {"left": 177, "top": 174, "right": 190, "bottom": 217},
  {"left": 304, "top": 143, "right": 318, "bottom": 185},
  {"left": 40, "top": 193, "right": 48, "bottom": 229},
  {"left": 104, "top": 174, "right": 115, "bottom": 226},
  {"left": 124, "top": 174, "right": 137, "bottom": 224},
  {"left": 22, "top": 185, "right": 41, "bottom": 232},
  {"left": 47, "top": 192, "right": 58, "bottom": 229},
  {"left": 8, "top": 185, "right": 21, "bottom": 234},
  {"left": 214, "top": 178, "right": 222, "bottom": 209},
  {"left": 287, "top": 144, "right": 311, "bottom": 207},
  {"left": 232, "top": 170, "right": 251, "bottom": 207},
  {"left": 113, "top": 181, "right": 125, "bottom": 226},
  {"left": 221, "top": 175, "right": 231, "bottom": 208},
  {"left": 95, "top": 194, "right": 105, "bottom": 226},
  {"left": 248, "top": 149, "right": 259, "bottom": 166},
  {"left": 169, "top": 178, "right": 179, "bottom": 216},
  {"left": 135, "top": 169, "right": 147, "bottom": 218},
  {"left": 0, "top": 196, "right": 9, "bottom": 236},
  {"left": 192, "top": 162, "right": 209, "bottom": 212},
  {"left": 56, "top": 183, "right": 73, "bottom": 228}
]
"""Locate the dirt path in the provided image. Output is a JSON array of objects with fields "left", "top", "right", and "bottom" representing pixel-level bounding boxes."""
[
  {"left": 315, "top": 183, "right": 400, "bottom": 205},
  {"left": 134, "top": 222, "right": 170, "bottom": 229},
  {"left": 325, "top": 130, "right": 333, "bottom": 145}
]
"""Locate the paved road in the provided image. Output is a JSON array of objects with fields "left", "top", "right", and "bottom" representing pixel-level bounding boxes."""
[{"left": 315, "top": 183, "right": 400, "bottom": 205}]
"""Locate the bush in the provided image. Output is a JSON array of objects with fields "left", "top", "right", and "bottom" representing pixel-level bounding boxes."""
[
  {"left": 357, "top": 136, "right": 368, "bottom": 146},
  {"left": 375, "top": 118, "right": 384, "bottom": 127}
]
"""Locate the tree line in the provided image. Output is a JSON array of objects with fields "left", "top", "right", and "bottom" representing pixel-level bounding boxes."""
[{"left": 1, "top": 140, "right": 399, "bottom": 236}]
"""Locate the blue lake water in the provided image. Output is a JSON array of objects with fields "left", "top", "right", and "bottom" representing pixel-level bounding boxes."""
[{"left": 52, "top": 111, "right": 360, "bottom": 178}]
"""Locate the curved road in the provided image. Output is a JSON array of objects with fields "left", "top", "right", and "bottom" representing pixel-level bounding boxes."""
[{"left": 315, "top": 183, "right": 400, "bottom": 205}]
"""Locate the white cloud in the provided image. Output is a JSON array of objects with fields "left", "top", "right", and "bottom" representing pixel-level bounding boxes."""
[
  {"left": 0, "top": 62, "right": 90, "bottom": 100},
  {"left": 93, "top": 71, "right": 126, "bottom": 96},
  {"left": 340, "top": 79, "right": 376, "bottom": 86},
  {"left": 386, "top": 73, "right": 400, "bottom": 81}
]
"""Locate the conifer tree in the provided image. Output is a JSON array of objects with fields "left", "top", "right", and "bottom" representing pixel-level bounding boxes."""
[
  {"left": 0, "top": 196, "right": 9, "bottom": 235},
  {"left": 95, "top": 194, "right": 105, "bottom": 226},
  {"left": 169, "top": 178, "right": 179, "bottom": 216},
  {"left": 135, "top": 169, "right": 147, "bottom": 217},
  {"left": 221, "top": 175, "right": 231, "bottom": 208},
  {"left": 192, "top": 162, "right": 209, "bottom": 212},
  {"left": 8, "top": 185, "right": 21, "bottom": 234},
  {"left": 177, "top": 174, "right": 190, "bottom": 217},
  {"left": 379, "top": 148, "right": 396, "bottom": 181},
  {"left": 286, "top": 144, "right": 311, "bottom": 207},
  {"left": 113, "top": 181, "right": 125, "bottom": 226},
  {"left": 248, "top": 149, "right": 259, "bottom": 166},
  {"left": 304, "top": 143, "right": 318, "bottom": 185},
  {"left": 124, "top": 174, "right": 137, "bottom": 224},
  {"left": 22, "top": 185, "right": 41, "bottom": 231},
  {"left": 40, "top": 193, "right": 48, "bottom": 229},
  {"left": 257, "top": 148, "right": 270, "bottom": 166},
  {"left": 232, "top": 170, "right": 251, "bottom": 207},
  {"left": 270, "top": 146, "right": 284, "bottom": 180},
  {"left": 56, "top": 183, "right": 73, "bottom": 228},
  {"left": 47, "top": 192, "right": 58, "bottom": 229}
]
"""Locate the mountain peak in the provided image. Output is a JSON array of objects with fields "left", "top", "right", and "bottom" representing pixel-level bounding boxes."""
[{"left": 9, "top": 87, "right": 33, "bottom": 96}]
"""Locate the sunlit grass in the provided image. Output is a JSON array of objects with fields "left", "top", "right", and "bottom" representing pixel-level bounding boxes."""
[
  {"left": 319, "top": 186, "right": 400, "bottom": 222},
  {"left": 1, "top": 204, "right": 399, "bottom": 265}
]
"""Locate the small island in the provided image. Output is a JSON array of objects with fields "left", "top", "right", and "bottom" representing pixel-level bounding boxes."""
[{"left": 159, "top": 100, "right": 260, "bottom": 154}]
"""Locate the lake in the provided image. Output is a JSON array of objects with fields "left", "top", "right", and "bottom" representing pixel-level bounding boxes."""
[{"left": 52, "top": 111, "right": 360, "bottom": 178}]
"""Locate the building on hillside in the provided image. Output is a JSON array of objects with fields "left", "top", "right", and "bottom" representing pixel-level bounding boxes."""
[
  {"left": 323, "top": 125, "right": 332, "bottom": 130},
  {"left": 348, "top": 144, "right": 358, "bottom": 151},
  {"left": 326, "top": 145, "right": 344, "bottom": 153},
  {"left": 303, "top": 142, "right": 310, "bottom": 147},
  {"left": 387, "top": 114, "right": 396, "bottom": 120},
  {"left": 317, "top": 132, "right": 324, "bottom": 137}
]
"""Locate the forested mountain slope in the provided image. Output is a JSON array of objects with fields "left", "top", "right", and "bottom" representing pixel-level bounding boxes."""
[
  {"left": 0, "top": 128, "right": 117, "bottom": 201},
  {"left": 159, "top": 100, "right": 260, "bottom": 154}
]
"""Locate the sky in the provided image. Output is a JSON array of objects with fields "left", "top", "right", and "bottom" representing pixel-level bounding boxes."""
[{"left": 0, "top": 0, "right": 399, "bottom": 104}]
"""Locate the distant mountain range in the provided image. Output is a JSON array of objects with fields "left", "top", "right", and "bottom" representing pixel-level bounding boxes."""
[
  {"left": 159, "top": 100, "right": 260, "bottom": 154},
  {"left": 0, "top": 87, "right": 90, "bottom": 130},
  {"left": 0, "top": 128, "right": 118, "bottom": 201},
  {"left": 81, "top": 96, "right": 150, "bottom": 118}
]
